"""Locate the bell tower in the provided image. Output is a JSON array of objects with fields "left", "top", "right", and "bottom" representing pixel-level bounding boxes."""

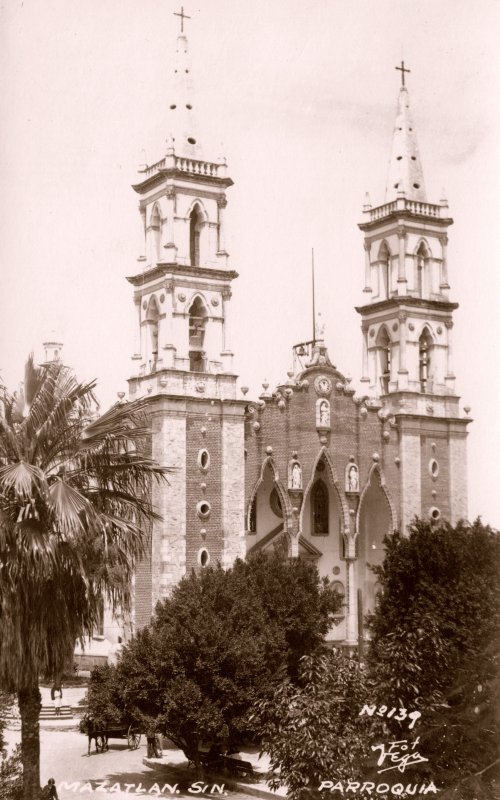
[
  {"left": 356, "top": 64, "right": 470, "bottom": 530},
  {"left": 128, "top": 8, "right": 236, "bottom": 386},
  {"left": 128, "top": 9, "right": 245, "bottom": 627}
]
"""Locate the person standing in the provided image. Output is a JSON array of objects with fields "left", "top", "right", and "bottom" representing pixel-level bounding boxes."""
[
  {"left": 40, "top": 778, "right": 59, "bottom": 799},
  {"left": 53, "top": 687, "right": 62, "bottom": 717}
]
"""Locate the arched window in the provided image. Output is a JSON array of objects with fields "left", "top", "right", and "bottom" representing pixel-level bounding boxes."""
[
  {"left": 378, "top": 241, "right": 391, "bottom": 299},
  {"left": 190, "top": 205, "right": 203, "bottom": 267},
  {"left": 376, "top": 326, "right": 391, "bottom": 394},
  {"left": 415, "top": 241, "right": 429, "bottom": 297},
  {"left": 146, "top": 296, "right": 160, "bottom": 372},
  {"left": 419, "top": 327, "right": 433, "bottom": 392},
  {"left": 150, "top": 204, "right": 161, "bottom": 263},
  {"left": 311, "top": 479, "right": 329, "bottom": 535},
  {"left": 188, "top": 296, "right": 207, "bottom": 372}
]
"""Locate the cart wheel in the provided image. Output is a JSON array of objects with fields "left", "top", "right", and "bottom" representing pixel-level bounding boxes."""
[
  {"left": 95, "top": 735, "right": 106, "bottom": 753},
  {"left": 128, "top": 725, "right": 141, "bottom": 750}
]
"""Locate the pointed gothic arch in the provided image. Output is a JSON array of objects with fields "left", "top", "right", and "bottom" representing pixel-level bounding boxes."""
[
  {"left": 189, "top": 201, "right": 207, "bottom": 267},
  {"left": 376, "top": 325, "right": 392, "bottom": 394},
  {"left": 355, "top": 463, "right": 397, "bottom": 616},
  {"left": 418, "top": 325, "right": 434, "bottom": 392},
  {"left": 300, "top": 449, "right": 350, "bottom": 557},
  {"left": 149, "top": 203, "right": 162, "bottom": 262},
  {"left": 246, "top": 456, "right": 291, "bottom": 535},
  {"left": 145, "top": 295, "right": 160, "bottom": 371},
  {"left": 188, "top": 294, "right": 208, "bottom": 372},
  {"left": 377, "top": 240, "right": 391, "bottom": 299},
  {"left": 414, "top": 239, "right": 432, "bottom": 297}
]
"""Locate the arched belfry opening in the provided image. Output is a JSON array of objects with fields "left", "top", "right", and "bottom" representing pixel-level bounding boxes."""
[
  {"left": 419, "top": 326, "right": 433, "bottom": 392},
  {"left": 146, "top": 295, "right": 160, "bottom": 372},
  {"left": 378, "top": 241, "right": 391, "bottom": 299},
  {"left": 188, "top": 295, "right": 208, "bottom": 372},
  {"left": 376, "top": 325, "right": 392, "bottom": 394},
  {"left": 189, "top": 204, "right": 203, "bottom": 267},
  {"left": 415, "top": 241, "right": 429, "bottom": 297}
]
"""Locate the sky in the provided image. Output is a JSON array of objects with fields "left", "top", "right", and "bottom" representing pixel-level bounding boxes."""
[{"left": 0, "top": 0, "right": 499, "bottom": 527}]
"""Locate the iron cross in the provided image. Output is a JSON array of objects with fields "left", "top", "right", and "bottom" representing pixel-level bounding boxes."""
[
  {"left": 395, "top": 60, "right": 411, "bottom": 87},
  {"left": 174, "top": 6, "right": 191, "bottom": 33}
]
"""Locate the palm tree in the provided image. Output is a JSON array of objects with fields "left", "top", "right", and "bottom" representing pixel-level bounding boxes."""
[{"left": 0, "top": 356, "right": 168, "bottom": 799}]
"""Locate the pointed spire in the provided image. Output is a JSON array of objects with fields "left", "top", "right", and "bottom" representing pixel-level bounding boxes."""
[
  {"left": 385, "top": 67, "right": 426, "bottom": 203},
  {"left": 167, "top": 9, "right": 202, "bottom": 159}
]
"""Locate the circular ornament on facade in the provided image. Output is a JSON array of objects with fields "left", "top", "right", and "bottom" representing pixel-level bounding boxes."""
[
  {"left": 200, "top": 528, "right": 207, "bottom": 539},
  {"left": 383, "top": 431, "right": 390, "bottom": 441},
  {"left": 200, "top": 482, "right": 207, "bottom": 491},
  {"left": 429, "top": 458, "right": 439, "bottom": 479},
  {"left": 197, "top": 500, "right": 211, "bottom": 519},
  {"left": 198, "top": 449, "right": 210, "bottom": 471},
  {"left": 142, "top": 300, "right": 147, "bottom": 310},
  {"left": 372, "top": 452, "right": 380, "bottom": 462},
  {"left": 319, "top": 435, "right": 328, "bottom": 445},
  {"left": 429, "top": 506, "right": 441, "bottom": 522},
  {"left": 409, "top": 323, "right": 415, "bottom": 331},
  {"left": 159, "top": 377, "right": 168, "bottom": 388},
  {"left": 266, "top": 446, "right": 273, "bottom": 455},
  {"left": 199, "top": 548, "right": 210, "bottom": 567},
  {"left": 314, "top": 376, "right": 332, "bottom": 396},
  {"left": 196, "top": 381, "right": 206, "bottom": 393},
  {"left": 437, "top": 326, "right": 442, "bottom": 335},
  {"left": 211, "top": 297, "right": 219, "bottom": 307},
  {"left": 392, "top": 323, "right": 398, "bottom": 332},
  {"left": 284, "top": 387, "right": 293, "bottom": 398},
  {"left": 160, "top": 293, "right": 165, "bottom": 304},
  {"left": 369, "top": 328, "right": 375, "bottom": 338},
  {"left": 360, "top": 407, "right": 368, "bottom": 418},
  {"left": 178, "top": 292, "right": 186, "bottom": 302},
  {"left": 252, "top": 421, "right": 261, "bottom": 431},
  {"left": 278, "top": 400, "right": 286, "bottom": 410}
]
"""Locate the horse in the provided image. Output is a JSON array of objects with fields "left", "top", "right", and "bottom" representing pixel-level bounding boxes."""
[{"left": 79, "top": 714, "right": 109, "bottom": 756}]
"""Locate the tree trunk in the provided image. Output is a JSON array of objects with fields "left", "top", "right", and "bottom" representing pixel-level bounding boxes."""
[{"left": 18, "top": 684, "right": 41, "bottom": 800}]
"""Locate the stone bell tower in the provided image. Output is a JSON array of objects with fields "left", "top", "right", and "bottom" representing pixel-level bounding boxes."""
[
  {"left": 128, "top": 9, "right": 246, "bottom": 628},
  {"left": 356, "top": 63, "right": 471, "bottom": 532}
]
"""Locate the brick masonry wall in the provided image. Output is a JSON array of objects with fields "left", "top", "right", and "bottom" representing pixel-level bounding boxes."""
[
  {"left": 221, "top": 412, "right": 246, "bottom": 567},
  {"left": 449, "top": 434, "right": 468, "bottom": 523},
  {"left": 399, "top": 430, "right": 422, "bottom": 532}
]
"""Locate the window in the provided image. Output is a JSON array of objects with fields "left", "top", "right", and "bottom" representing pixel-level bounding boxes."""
[
  {"left": 188, "top": 296, "right": 208, "bottom": 372},
  {"left": 146, "top": 296, "right": 160, "bottom": 373},
  {"left": 378, "top": 241, "right": 391, "bottom": 299},
  {"left": 198, "top": 449, "right": 210, "bottom": 471},
  {"left": 415, "top": 241, "right": 429, "bottom": 297},
  {"left": 312, "top": 480, "right": 329, "bottom": 535}
]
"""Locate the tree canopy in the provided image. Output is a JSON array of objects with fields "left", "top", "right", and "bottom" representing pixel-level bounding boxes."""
[
  {"left": 367, "top": 518, "right": 500, "bottom": 796},
  {"left": 88, "top": 553, "right": 341, "bottom": 765},
  {"left": 0, "top": 356, "right": 168, "bottom": 799}
]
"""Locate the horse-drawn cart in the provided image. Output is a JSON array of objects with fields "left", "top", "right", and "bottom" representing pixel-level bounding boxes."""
[{"left": 79, "top": 715, "right": 141, "bottom": 755}]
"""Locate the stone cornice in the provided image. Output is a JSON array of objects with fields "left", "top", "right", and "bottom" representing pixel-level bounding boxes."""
[
  {"left": 127, "top": 263, "right": 238, "bottom": 286},
  {"left": 355, "top": 296, "right": 459, "bottom": 315},
  {"left": 132, "top": 169, "right": 233, "bottom": 195}
]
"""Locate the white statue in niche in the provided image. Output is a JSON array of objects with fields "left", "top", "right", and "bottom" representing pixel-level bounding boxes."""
[
  {"left": 346, "top": 463, "right": 359, "bottom": 493},
  {"left": 317, "top": 399, "right": 330, "bottom": 427},
  {"left": 290, "top": 461, "right": 302, "bottom": 490}
]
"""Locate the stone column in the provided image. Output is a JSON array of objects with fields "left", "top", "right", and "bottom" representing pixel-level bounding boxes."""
[
  {"left": 444, "top": 320, "right": 456, "bottom": 391},
  {"left": 397, "top": 226, "right": 407, "bottom": 290},
  {"left": 221, "top": 288, "right": 234, "bottom": 372},
  {"left": 439, "top": 234, "right": 450, "bottom": 289},
  {"left": 345, "top": 558, "right": 357, "bottom": 645},
  {"left": 361, "top": 322, "right": 370, "bottom": 383},
  {"left": 363, "top": 241, "right": 372, "bottom": 293},
  {"left": 397, "top": 312, "right": 408, "bottom": 381},
  {"left": 164, "top": 186, "right": 177, "bottom": 262}
]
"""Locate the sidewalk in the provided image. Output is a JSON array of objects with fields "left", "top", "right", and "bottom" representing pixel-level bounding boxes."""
[{"left": 143, "top": 746, "right": 286, "bottom": 800}]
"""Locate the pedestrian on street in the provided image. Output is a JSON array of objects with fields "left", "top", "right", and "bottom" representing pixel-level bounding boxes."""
[
  {"left": 53, "top": 687, "right": 62, "bottom": 717},
  {"left": 40, "top": 777, "right": 59, "bottom": 799}
]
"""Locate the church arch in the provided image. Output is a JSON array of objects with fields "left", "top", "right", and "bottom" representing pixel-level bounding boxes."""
[
  {"left": 149, "top": 203, "right": 162, "bottom": 262},
  {"left": 355, "top": 463, "right": 397, "bottom": 616},
  {"left": 377, "top": 240, "right": 391, "bottom": 299},
  {"left": 188, "top": 201, "right": 207, "bottom": 267},
  {"left": 418, "top": 325, "right": 434, "bottom": 392},
  {"left": 299, "top": 449, "right": 350, "bottom": 537},
  {"left": 376, "top": 325, "right": 392, "bottom": 394},
  {"left": 246, "top": 457, "right": 291, "bottom": 535},
  {"left": 188, "top": 294, "right": 208, "bottom": 372},
  {"left": 414, "top": 239, "right": 432, "bottom": 297},
  {"left": 145, "top": 294, "right": 160, "bottom": 371}
]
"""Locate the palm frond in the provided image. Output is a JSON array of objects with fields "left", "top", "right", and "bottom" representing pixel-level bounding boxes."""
[{"left": 0, "top": 461, "right": 46, "bottom": 499}]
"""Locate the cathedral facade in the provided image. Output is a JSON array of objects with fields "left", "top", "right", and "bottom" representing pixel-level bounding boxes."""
[{"left": 125, "top": 24, "right": 470, "bottom": 646}]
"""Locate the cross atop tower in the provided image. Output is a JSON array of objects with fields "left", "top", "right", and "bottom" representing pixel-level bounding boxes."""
[
  {"left": 174, "top": 6, "right": 191, "bottom": 33},
  {"left": 395, "top": 60, "right": 411, "bottom": 88}
]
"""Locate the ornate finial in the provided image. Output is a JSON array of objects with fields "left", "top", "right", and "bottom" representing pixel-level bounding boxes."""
[
  {"left": 395, "top": 60, "right": 411, "bottom": 88},
  {"left": 174, "top": 6, "right": 191, "bottom": 33}
]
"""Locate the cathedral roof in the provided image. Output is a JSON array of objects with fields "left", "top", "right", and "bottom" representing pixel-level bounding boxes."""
[{"left": 385, "top": 84, "right": 426, "bottom": 203}]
